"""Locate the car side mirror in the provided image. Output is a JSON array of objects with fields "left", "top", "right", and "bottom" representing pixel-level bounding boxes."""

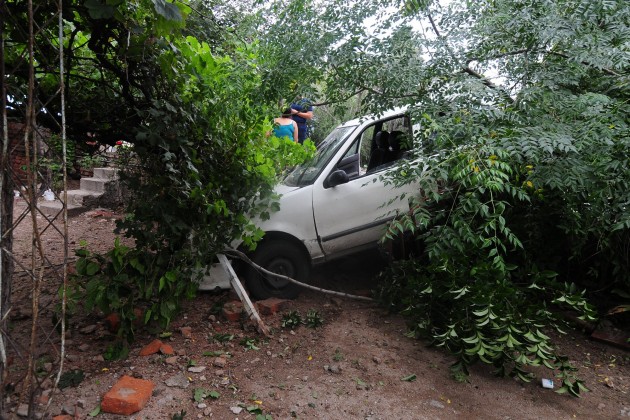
[{"left": 324, "top": 169, "right": 349, "bottom": 188}]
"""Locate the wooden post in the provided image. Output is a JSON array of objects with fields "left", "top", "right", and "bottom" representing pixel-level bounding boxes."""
[{"left": 217, "top": 254, "right": 270, "bottom": 336}]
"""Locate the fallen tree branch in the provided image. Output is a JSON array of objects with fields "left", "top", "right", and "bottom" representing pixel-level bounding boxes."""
[{"left": 223, "top": 249, "right": 375, "bottom": 303}]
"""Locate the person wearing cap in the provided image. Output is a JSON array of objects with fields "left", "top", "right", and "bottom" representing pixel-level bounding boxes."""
[{"left": 290, "top": 97, "right": 313, "bottom": 144}]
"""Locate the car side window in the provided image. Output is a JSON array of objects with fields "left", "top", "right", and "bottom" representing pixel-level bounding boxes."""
[{"left": 336, "top": 115, "right": 411, "bottom": 179}]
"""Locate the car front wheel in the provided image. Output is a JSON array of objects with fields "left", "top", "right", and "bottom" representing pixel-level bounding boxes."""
[{"left": 244, "top": 240, "right": 309, "bottom": 300}]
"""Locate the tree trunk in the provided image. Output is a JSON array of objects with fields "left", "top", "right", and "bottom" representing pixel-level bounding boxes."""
[{"left": 0, "top": 140, "right": 15, "bottom": 418}]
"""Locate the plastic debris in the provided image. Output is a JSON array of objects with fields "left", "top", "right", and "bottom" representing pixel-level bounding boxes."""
[{"left": 541, "top": 378, "right": 554, "bottom": 389}]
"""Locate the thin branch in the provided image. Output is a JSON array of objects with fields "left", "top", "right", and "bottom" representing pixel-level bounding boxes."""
[
  {"left": 427, "top": 11, "right": 441, "bottom": 38},
  {"left": 469, "top": 48, "right": 531, "bottom": 62},
  {"left": 461, "top": 66, "right": 506, "bottom": 92},
  {"left": 427, "top": 10, "right": 514, "bottom": 104},
  {"left": 469, "top": 48, "right": 621, "bottom": 78},
  {"left": 224, "top": 249, "right": 374, "bottom": 302},
  {"left": 547, "top": 50, "right": 621, "bottom": 77}
]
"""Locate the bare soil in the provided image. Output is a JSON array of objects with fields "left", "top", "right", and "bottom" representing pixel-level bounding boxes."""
[{"left": 4, "top": 198, "right": 630, "bottom": 419}]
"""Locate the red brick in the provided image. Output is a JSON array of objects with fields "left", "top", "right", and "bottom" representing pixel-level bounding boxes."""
[
  {"left": 180, "top": 326, "right": 192, "bottom": 339},
  {"left": 53, "top": 415, "right": 73, "bottom": 420},
  {"left": 256, "top": 298, "right": 290, "bottom": 315},
  {"left": 159, "top": 343, "right": 174, "bottom": 355},
  {"left": 104, "top": 313, "right": 120, "bottom": 333},
  {"left": 104, "top": 308, "right": 143, "bottom": 334},
  {"left": 139, "top": 339, "right": 162, "bottom": 356},
  {"left": 101, "top": 375, "right": 154, "bottom": 415},
  {"left": 222, "top": 301, "right": 243, "bottom": 322},
  {"left": 88, "top": 210, "right": 114, "bottom": 218}
]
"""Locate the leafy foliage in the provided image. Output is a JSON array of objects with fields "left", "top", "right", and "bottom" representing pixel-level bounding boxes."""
[
  {"left": 304, "top": 309, "right": 324, "bottom": 328},
  {"left": 193, "top": 388, "right": 220, "bottom": 402},
  {"left": 374, "top": 0, "right": 627, "bottom": 395},
  {"left": 281, "top": 311, "right": 302, "bottom": 329},
  {"left": 23, "top": 1, "right": 317, "bottom": 343},
  {"left": 74, "top": 238, "right": 195, "bottom": 343}
]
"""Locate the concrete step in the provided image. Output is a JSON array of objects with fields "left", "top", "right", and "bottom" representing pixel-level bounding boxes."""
[
  {"left": 37, "top": 167, "right": 120, "bottom": 217},
  {"left": 63, "top": 189, "right": 99, "bottom": 207},
  {"left": 80, "top": 167, "right": 119, "bottom": 193},
  {"left": 37, "top": 199, "right": 88, "bottom": 217},
  {"left": 80, "top": 177, "right": 108, "bottom": 193},
  {"left": 93, "top": 167, "right": 119, "bottom": 180}
]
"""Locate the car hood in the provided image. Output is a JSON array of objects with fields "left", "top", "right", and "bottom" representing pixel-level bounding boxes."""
[{"left": 274, "top": 183, "right": 302, "bottom": 196}]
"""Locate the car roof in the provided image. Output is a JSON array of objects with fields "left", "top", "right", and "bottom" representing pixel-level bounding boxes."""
[{"left": 337, "top": 107, "right": 409, "bottom": 128}]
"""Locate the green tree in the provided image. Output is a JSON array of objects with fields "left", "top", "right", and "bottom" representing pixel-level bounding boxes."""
[
  {"left": 387, "top": 0, "right": 629, "bottom": 394},
  {"left": 4, "top": 0, "right": 315, "bottom": 349}
]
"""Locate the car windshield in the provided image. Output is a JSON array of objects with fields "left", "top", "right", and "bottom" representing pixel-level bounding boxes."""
[{"left": 284, "top": 124, "right": 358, "bottom": 187}]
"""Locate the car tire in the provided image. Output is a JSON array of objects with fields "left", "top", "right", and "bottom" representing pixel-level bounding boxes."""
[{"left": 244, "top": 240, "right": 309, "bottom": 300}]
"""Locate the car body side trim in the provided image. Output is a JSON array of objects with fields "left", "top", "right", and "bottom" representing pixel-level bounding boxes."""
[{"left": 319, "top": 215, "right": 396, "bottom": 243}]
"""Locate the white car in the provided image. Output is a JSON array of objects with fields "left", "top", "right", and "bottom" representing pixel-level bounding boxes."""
[{"left": 201, "top": 109, "right": 421, "bottom": 299}]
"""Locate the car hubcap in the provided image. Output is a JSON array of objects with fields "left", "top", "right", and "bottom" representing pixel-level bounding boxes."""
[{"left": 264, "top": 257, "right": 295, "bottom": 289}]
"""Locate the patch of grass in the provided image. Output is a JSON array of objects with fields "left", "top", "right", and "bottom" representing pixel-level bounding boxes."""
[
  {"left": 332, "top": 348, "right": 344, "bottom": 361},
  {"left": 240, "top": 338, "right": 260, "bottom": 351}
]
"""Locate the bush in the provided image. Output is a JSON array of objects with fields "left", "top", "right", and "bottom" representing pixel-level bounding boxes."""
[{"left": 378, "top": 97, "right": 627, "bottom": 395}]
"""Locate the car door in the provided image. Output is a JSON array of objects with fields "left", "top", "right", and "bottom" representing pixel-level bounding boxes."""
[{"left": 312, "top": 114, "right": 417, "bottom": 258}]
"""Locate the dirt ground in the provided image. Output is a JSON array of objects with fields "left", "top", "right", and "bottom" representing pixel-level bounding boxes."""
[{"left": 3, "top": 198, "right": 630, "bottom": 419}]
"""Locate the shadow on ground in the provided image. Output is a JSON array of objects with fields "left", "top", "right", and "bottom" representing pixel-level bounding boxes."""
[{"left": 307, "top": 248, "right": 389, "bottom": 295}]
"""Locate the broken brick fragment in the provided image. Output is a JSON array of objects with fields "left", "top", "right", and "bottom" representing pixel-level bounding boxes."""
[
  {"left": 139, "top": 339, "right": 163, "bottom": 356},
  {"left": 159, "top": 343, "right": 174, "bottom": 355},
  {"left": 222, "top": 301, "right": 243, "bottom": 322},
  {"left": 256, "top": 297, "right": 289, "bottom": 315}
]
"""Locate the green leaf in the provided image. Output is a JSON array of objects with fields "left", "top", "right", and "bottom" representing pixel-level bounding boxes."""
[
  {"left": 555, "top": 386, "right": 569, "bottom": 394},
  {"left": 462, "top": 335, "right": 480, "bottom": 344},
  {"left": 75, "top": 249, "right": 90, "bottom": 257},
  {"left": 86, "top": 261, "right": 100, "bottom": 276},
  {"left": 401, "top": 374, "right": 417, "bottom": 382},
  {"left": 247, "top": 405, "right": 263, "bottom": 414},
  {"left": 75, "top": 258, "right": 88, "bottom": 275},
  {"left": 88, "top": 405, "right": 101, "bottom": 417},
  {"left": 129, "top": 258, "right": 145, "bottom": 274},
  {"left": 152, "top": 0, "right": 183, "bottom": 22},
  {"left": 193, "top": 388, "right": 207, "bottom": 402},
  {"left": 84, "top": 0, "right": 115, "bottom": 19},
  {"left": 472, "top": 308, "right": 489, "bottom": 317}
]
